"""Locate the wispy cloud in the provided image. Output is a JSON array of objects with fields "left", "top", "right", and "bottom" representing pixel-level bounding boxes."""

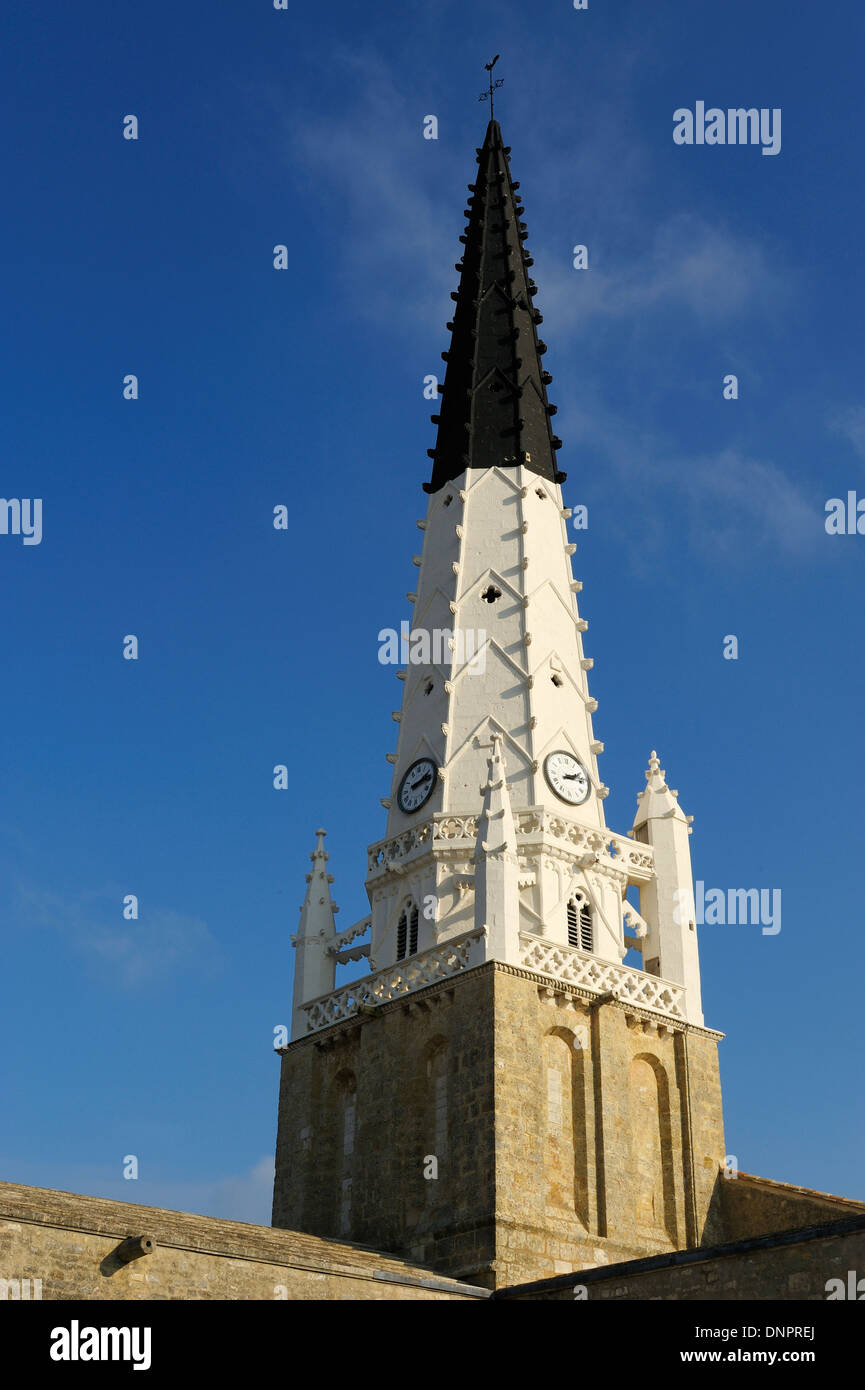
[
  {"left": 259, "top": 37, "right": 803, "bottom": 574},
  {"left": 10, "top": 1157, "right": 276, "bottom": 1227},
  {"left": 11, "top": 881, "right": 220, "bottom": 988},
  {"left": 561, "top": 401, "right": 820, "bottom": 568},
  {"left": 536, "top": 215, "right": 787, "bottom": 340},
  {"left": 270, "top": 45, "right": 789, "bottom": 351},
  {"left": 129, "top": 1155, "right": 275, "bottom": 1225},
  {"left": 676, "top": 447, "right": 821, "bottom": 563},
  {"left": 830, "top": 406, "right": 865, "bottom": 462},
  {"left": 272, "top": 50, "right": 458, "bottom": 335}
]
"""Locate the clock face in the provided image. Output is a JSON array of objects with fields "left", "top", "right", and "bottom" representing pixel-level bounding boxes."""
[
  {"left": 397, "top": 758, "right": 437, "bottom": 814},
  {"left": 544, "top": 750, "right": 591, "bottom": 806}
]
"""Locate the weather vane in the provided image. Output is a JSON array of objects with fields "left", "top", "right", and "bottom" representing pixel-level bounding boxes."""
[{"left": 478, "top": 55, "right": 503, "bottom": 122}]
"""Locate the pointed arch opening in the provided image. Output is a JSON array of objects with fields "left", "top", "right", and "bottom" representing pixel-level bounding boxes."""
[
  {"left": 396, "top": 900, "right": 420, "bottom": 961},
  {"left": 406, "top": 1036, "right": 450, "bottom": 1230},
  {"left": 542, "top": 1026, "right": 589, "bottom": 1229},
  {"left": 629, "top": 1053, "right": 678, "bottom": 1245},
  {"left": 567, "top": 891, "right": 593, "bottom": 952},
  {"left": 331, "top": 1069, "right": 357, "bottom": 1238}
]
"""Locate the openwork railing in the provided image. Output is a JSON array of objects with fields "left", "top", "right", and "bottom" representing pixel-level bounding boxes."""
[
  {"left": 519, "top": 933, "right": 685, "bottom": 1019},
  {"left": 301, "top": 929, "right": 485, "bottom": 1034},
  {"left": 366, "top": 809, "right": 653, "bottom": 880}
]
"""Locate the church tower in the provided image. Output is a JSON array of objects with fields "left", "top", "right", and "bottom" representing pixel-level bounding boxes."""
[{"left": 273, "top": 117, "right": 727, "bottom": 1289}]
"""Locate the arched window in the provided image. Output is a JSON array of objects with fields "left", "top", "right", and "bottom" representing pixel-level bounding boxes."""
[
  {"left": 567, "top": 897, "right": 593, "bottom": 952},
  {"left": 333, "top": 1070, "right": 356, "bottom": 1237},
  {"left": 396, "top": 902, "right": 419, "bottom": 960}
]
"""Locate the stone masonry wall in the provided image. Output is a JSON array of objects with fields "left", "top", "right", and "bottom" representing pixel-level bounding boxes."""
[
  {"left": 720, "top": 1171, "right": 865, "bottom": 1240},
  {"left": 0, "top": 1183, "right": 484, "bottom": 1301},
  {"left": 496, "top": 1216, "right": 865, "bottom": 1300},
  {"left": 273, "top": 962, "right": 727, "bottom": 1290},
  {"left": 489, "top": 966, "right": 726, "bottom": 1286},
  {"left": 273, "top": 967, "right": 499, "bottom": 1286}
]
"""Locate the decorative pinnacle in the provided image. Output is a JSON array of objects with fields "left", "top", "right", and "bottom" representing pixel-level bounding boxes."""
[
  {"left": 634, "top": 749, "right": 688, "bottom": 830},
  {"left": 310, "top": 828, "right": 329, "bottom": 863},
  {"left": 297, "top": 827, "right": 338, "bottom": 942},
  {"left": 476, "top": 731, "right": 517, "bottom": 857},
  {"left": 478, "top": 730, "right": 507, "bottom": 784}
]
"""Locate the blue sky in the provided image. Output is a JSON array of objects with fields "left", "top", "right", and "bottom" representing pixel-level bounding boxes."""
[{"left": 2, "top": 0, "right": 863, "bottom": 1225}]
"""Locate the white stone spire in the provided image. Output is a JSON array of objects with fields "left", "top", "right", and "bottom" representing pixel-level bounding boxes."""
[
  {"left": 287, "top": 119, "right": 708, "bottom": 1039},
  {"left": 343, "top": 126, "right": 680, "bottom": 1005},
  {"left": 364, "top": 462, "right": 637, "bottom": 973},
  {"left": 632, "top": 752, "right": 703, "bottom": 1025},
  {"left": 383, "top": 464, "right": 606, "bottom": 835},
  {"left": 291, "top": 829, "right": 338, "bottom": 1038},
  {"left": 473, "top": 733, "right": 520, "bottom": 963}
]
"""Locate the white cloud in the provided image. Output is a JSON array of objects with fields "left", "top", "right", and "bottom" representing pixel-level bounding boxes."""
[
  {"left": 831, "top": 406, "right": 865, "bottom": 461},
  {"left": 131, "top": 1156, "right": 275, "bottom": 1225},
  {"left": 677, "top": 447, "right": 820, "bottom": 562},
  {"left": 270, "top": 45, "right": 788, "bottom": 350},
  {"left": 560, "top": 401, "right": 819, "bottom": 566},
  {"left": 13, "top": 882, "right": 220, "bottom": 987},
  {"left": 21, "top": 1157, "right": 276, "bottom": 1228},
  {"left": 536, "top": 214, "right": 787, "bottom": 340},
  {"left": 275, "top": 52, "right": 458, "bottom": 335}
]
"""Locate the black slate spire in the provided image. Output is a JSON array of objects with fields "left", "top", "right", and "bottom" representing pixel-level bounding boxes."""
[{"left": 424, "top": 119, "right": 565, "bottom": 494}]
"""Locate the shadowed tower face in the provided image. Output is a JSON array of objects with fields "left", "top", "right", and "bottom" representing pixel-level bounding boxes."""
[{"left": 273, "top": 117, "right": 726, "bottom": 1290}]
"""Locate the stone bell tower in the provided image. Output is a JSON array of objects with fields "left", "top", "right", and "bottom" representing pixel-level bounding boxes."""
[{"left": 272, "top": 116, "right": 727, "bottom": 1290}]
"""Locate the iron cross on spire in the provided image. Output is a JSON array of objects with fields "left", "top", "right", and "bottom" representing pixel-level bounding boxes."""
[{"left": 478, "top": 55, "right": 503, "bottom": 122}]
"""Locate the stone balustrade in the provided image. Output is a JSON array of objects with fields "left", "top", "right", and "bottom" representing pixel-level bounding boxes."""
[
  {"left": 519, "top": 932, "right": 686, "bottom": 1019},
  {"left": 366, "top": 809, "right": 654, "bottom": 880},
  {"left": 301, "top": 929, "right": 486, "bottom": 1034}
]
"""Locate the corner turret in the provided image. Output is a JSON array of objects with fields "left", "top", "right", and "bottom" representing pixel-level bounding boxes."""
[{"left": 633, "top": 752, "right": 703, "bottom": 1025}]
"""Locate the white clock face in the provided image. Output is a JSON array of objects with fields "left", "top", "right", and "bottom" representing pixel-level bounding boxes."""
[
  {"left": 544, "top": 750, "right": 590, "bottom": 806},
  {"left": 397, "top": 758, "right": 437, "bottom": 814}
]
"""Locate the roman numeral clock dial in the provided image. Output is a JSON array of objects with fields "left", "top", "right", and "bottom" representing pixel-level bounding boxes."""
[
  {"left": 397, "top": 758, "right": 437, "bottom": 814},
  {"left": 544, "top": 750, "right": 591, "bottom": 806}
]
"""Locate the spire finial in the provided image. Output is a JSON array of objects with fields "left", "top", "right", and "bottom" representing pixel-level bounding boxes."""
[{"left": 478, "top": 55, "right": 503, "bottom": 123}]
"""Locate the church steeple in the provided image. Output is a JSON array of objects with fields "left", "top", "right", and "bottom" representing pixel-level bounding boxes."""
[
  {"left": 371, "top": 113, "right": 615, "bottom": 979},
  {"left": 425, "top": 120, "right": 564, "bottom": 494},
  {"left": 287, "top": 113, "right": 707, "bottom": 1027},
  {"left": 275, "top": 107, "right": 726, "bottom": 1288}
]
